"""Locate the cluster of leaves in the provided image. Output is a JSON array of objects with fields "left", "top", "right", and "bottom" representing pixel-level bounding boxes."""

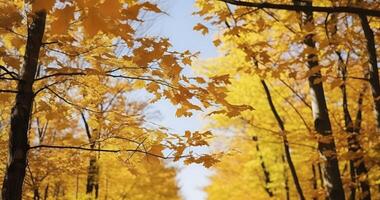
[
  {"left": 193, "top": 0, "right": 380, "bottom": 199},
  {"left": 0, "top": 0, "right": 254, "bottom": 198}
]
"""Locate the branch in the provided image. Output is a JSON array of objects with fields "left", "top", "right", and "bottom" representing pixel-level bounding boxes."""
[
  {"left": 28, "top": 144, "right": 191, "bottom": 160},
  {"left": 35, "top": 72, "right": 176, "bottom": 89},
  {"left": 220, "top": 0, "right": 380, "bottom": 17},
  {"left": 80, "top": 112, "right": 92, "bottom": 142},
  {"left": 0, "top": 89, "right": 18, "bottom": 93},
  {"left": 46, "top": 87, "right": 100, "bottom": 113},
  {"left": 0, "top": 65, "right": 19, "bottom": 80},
  {"left": 35, "top": 72, "right": 85, "bottom": 81}
]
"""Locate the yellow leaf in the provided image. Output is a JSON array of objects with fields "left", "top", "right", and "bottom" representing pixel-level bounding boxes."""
[
  {"left": 175, "top": 106, "right": 192, "bottom": 117},
  {"left": 330, "top": 79, "right": 343, "bottom": 90},
  {"left": 3, "top": 56, "right": 21, "bottom": 70},
  {"left": 83, "top": 8, "right": 105, "bottom": 37},
  {"left": 50, "top": 5, "right": 75, "bottom": 35},
  {"left": 123, "top": 4, "right": 140, "bottom": 20},
  {"left": 32, "top": 0, "right": 55, "bottom": 12},
  {"left": 146, "top": 82, "right": 160, "bottom": 92},
  {"left": 195, "top": 77, "right": 206, "bottom": 84},
  {"left": 193, "top": 23, "right": 209, "bottom": 35},
  {"left": 141, "top": 2, "right": 161, "bottom": 13},
  {"left": 99, "top": 0, "right": 121, "bottom": 19},
  {"left": 146, "top": 144, "right": 164, "bottom": 163},
  {"left": 213, "top": 39, "right": 221, "bottom": 47},
  {"left": 148, "top": 144, "right": 164, "bottom": 157},
  {"left": 0, "top": 3, "right": 22, "bottom": 29}
]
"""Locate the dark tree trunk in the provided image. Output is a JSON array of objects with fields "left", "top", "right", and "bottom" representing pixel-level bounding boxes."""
[
  {"left": 43, "top": 184, "right": 49, "bottom": 200},
  {"left": 1, "top": 10, "right": 47, "bottom": 200},
  {"left": 81, "top": 112, "right": 100, "bottom": 199},
  {"left": 352, "top": 85, "right": 371, "bottom": 200},
  {"left": 86, "top": 156, "right": 99, "bottom": 198},
  {"left": 311, "top": 164, "right": 318, "bottom": 200},
  {"left": 339, "top": 62, "right": 371, "bottom": 200},
  {"left": 261, "top": 80, "right": 305, "bottom": 200},
  {"left": 332, "top": 15, "right": 371, "bottom": 197},
  {"left": 292, "top": 1, "right": 345, "bottom": 199},
  {"left": 254, "top": 138, "right": 274, "bottom": 197},
  {"left": 33, "top": 187, "right": 40, "bottom": 200},
  {"left": 359, "top": 14, "right": 380, "bottom": 132},
  {"left": 282, "top": 155, "right": 290, "bottom": 200}
]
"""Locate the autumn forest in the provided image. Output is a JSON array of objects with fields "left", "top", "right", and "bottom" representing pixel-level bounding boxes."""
[{"left": 0, "top": 0, "right": 380, "bottom": 199}]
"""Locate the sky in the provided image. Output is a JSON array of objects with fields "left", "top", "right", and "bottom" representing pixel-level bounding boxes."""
[{"left": 146, "top": 1, "right": 219, "bottom": 200}]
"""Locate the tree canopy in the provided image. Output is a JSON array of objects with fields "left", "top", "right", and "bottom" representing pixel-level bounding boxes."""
[{"left": 0, "top": 0, "right": 380, "bottom": 199}]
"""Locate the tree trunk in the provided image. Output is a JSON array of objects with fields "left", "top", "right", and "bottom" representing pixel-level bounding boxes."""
[
  {"left": 33, "top": 187, "right": 40, "bottom": 200},
  {"left": 331, "top": 11, "right": 371, "bottom": 196},
  {"left": 43, "top": 184, "right": 49, "bottom": 200},
  {"left": 352, "top": 85, "right": 371, "bottom": 200},
  {"left": 293, "top": 1, "right": 345, "bottom": 199},
  {"left": 86, "top": 156, "right": 99, "bottom": 199},
  {"left": 339, "top": 62, "right": 371, "bottom": 200},
  {"left": 81, "top": 112, "right": 100, "bottom": 199},
  {"left": 282, "top": 155, "right": 290, "bottom": 200},
  {"left": 261, "top": 80, "right": 305, "bottom": 200},
  {"left": 311, "top": 164, "right": 318, "bottom": 200},
  {"left": 1, "top": 10, "right": 47, "bottom": 200},
  {"left": 254, "top": 137, "right": 274, "bottom": 197},
  {"left": 359, "top": 14, "right": 380, "bottom": 133}
]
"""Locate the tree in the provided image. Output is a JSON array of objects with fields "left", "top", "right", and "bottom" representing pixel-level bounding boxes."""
[
  {"left": 194, "top": 0, "right": 380, "bottom": 199},
  {"left": 0, "top": 1, "right": 237, "bottom": 199}
]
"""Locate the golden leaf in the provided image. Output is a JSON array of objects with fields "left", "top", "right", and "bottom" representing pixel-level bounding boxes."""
[
  {"left": 32, "top": 0, "right": 55, "bottom": 12},
  {"left": 141, "top": 2, "right": 161, "bottom": 13},
  {"left": 98, "top": 0, "right": 122, "bottom": 20},
  {"left": 83, "top": 8, "right": 105, "bottom": 37},
  {"left": 193, "top": 23, "right": 209, "bottom": 35},
  {"left": 50, "top": 6, "right": 75, "bottom": 35}
]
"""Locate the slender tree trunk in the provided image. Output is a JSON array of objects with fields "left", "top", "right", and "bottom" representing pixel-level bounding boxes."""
[
  {"left": 86, "top": 156, "right": 99, "bottom": 198},
  {"left": 338, "top": 59, "right": 371, "bottom": 200},
  {"left": 1, "top": 10, "right": 47, "bottom": 200},
  {"left": 33, "top": 187, "right": 40, "bottom": 200},
  {"left": 43, "top": 184, "right": 49, "bottom": 200},
  {"left": 353, "top": 85, "right": 371, "bottom": 200},
  {"left": 81, "top": 113, "right": 100, "bottom": 199},
  {"left": 282, "top": 155, "right": 290, "bottom": 200},
  {"left": 54, "top": 183, "right": 60, "bottom": 200},
  {"left": 311, "top": 164, "right": 318, "bottom": 200},
  {"left": 254, "top": 137, "right": 274, "bottom": 197},
  {"left": 330, "top": 12, "right": 372, "bottom": 196},
  {"left": 261, "top": 80, "right": 305, "bottom": 200},
  {"left": 292, "top": 1, "right": 345, "bottom": 199},
  {"left": 359, "top": 14, "right": 380, "bottom": 132}
]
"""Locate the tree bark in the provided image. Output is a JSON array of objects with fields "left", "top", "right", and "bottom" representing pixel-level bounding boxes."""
[
  {"left": 311, "top": 164, "right": 318, "bottom": 200},
  {"left": 359, "top": 14, "right": 380, "bottom": 133},
  {"left": 327, "top": 13, "right": 371, "bottom": 199},
  {"left": 352, "top": 85, "right": 371, "bottom": 200},
  {"left": 261, "top": 80, "right": 305, "bottom": 200},
  {"left": 254, "top": 137, "right": 274, "bottom": 197},
  {"left": 33, "top": 187, "right": 40, "bottom": 200},
  {"left": 86, "top": 157, "right": 99, "bottom": 198},
  {"left": 282, "top": 155, "right": 290, "bottom": 200},
  {"left": 81, "top": 113, "right": 100, "bottom": 199},
  {"left": 293, "top": 1, "right": 345, "bottom": 199},
  {"left": 328, "top": 10, "right": 372, "bottom": 197},
  {"left": 1, "top": 10, "right": 47, "bottom": 200}
]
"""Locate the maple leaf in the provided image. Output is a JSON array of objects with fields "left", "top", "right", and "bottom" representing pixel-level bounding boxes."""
[
  {"left": 193, "top": 23, "right": 209, "bottom": 35},
  {"left": 50, "top": 6, "right": 75, "bottom": 35},
  {"left": 141, "top": 2, "right": 161, "bottom": 13}
]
